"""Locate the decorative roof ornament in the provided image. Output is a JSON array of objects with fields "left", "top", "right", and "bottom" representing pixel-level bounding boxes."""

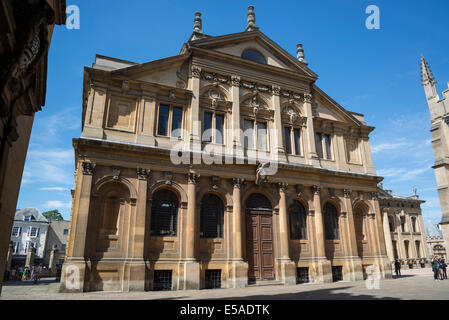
[
  {"left": 245, "top": 6, "right": 259, "bottom": 32},
  {"left": 420, "top": 55, "right": 436, "bottom": 86},
  {"left": 191, "top": 12, "right": 205, "bottom": 41},
  {"left": 296, "top": 43, "right": 308, "bottom": 65}
]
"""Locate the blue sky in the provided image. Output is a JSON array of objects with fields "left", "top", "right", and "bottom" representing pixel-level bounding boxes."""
[{"left": 17, "top": 0, "right": 449, "bottom": 224}]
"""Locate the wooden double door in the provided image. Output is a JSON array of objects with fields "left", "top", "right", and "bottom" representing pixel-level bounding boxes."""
[{"left": 246, "top": 210, "right": 274, "bottom": 282}]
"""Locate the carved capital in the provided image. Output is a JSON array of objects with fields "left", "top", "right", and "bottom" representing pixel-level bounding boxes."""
[
  {"left": 232, "top": 178, "right": 245, "bottom": 189},
  {"left": 231, "top": 75, "right": 241, "bottom": 87},
  {"left": 307, "top": 210, "right": 315, "bottom": 217},
  {"left": 82, "top": 162, "right": 94, "bottom": 175},
  {"left": 343, "top": 189, "right": 352, "bottom": 198},
  {"left": 371, "top": 192, "right": 378, "bottom": 200},
  {"left": 191, "top": 65, "right": 202, "bottom": 78},
  {"left": 164, "top": 171, "right": 173, "bottom": 185},
  {"left": 188, "top": 172, "right": 200, "bottom": 184},
  {"left": 312, "top": 185, "right": 321, "bottom": 195},
  {"left": 368, "top": 213, "right": 376, "bottom": 220},
  {"left": 272, "top": 85, "right": 281, "bottom": 96},
  {"left": 112, "top": 166, "right": 121, "bottom": 180},
  {"left": 303, "top": 93, "right": 312, "bottom": 103},
  {"left": 137, "top": 168, "right": 150, "bottom": 180}
]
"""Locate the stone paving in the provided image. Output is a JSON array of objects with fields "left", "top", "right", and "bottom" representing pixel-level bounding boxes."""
[{"left": 1, "top": 267, "right": 448, "bottom": 300}]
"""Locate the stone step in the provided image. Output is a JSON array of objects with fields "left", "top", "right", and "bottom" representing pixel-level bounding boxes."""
[{"left": 247, "top": 280, "right": 284, "bottom": 287}]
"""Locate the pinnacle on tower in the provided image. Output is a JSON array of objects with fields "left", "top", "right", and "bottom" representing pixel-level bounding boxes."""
[
  {"left": 245, "top": 6, "right": 259, "bottom": 32},
  {"left": 420, "top": 55, "right": 436, "bottom": 86}
]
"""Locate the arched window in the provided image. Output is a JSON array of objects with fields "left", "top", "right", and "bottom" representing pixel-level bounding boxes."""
[
  {"left": 150, "top": 189, "right": 178, "bottom": 236},
  {"left": 289, "top": 201, "right": 307, "bottom": 240},
  {"left": 241, "top": 49, "right": 267, "bottom": 64},
  {"left": 411, "top": 217, "right": 417, "bottom": 233},
  {"left": 102, "top": 192, "right": 121, "bottom": 234},
  {"left": 323, "top": 202, "right": 339, "bottom": 240},
  {"left": 246, "top": 193, "right": 272, "bottom": 211},
  {"left": 200, "top": 194, "right": 224, "bottom": 238},
  {"left": 388, "top": 215, "right": 395, "bottom": 232}
]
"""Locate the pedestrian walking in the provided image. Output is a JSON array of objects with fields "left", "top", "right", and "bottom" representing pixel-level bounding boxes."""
[
  {"left": 22, "top": 266, "right": 28, "bottom": 281},
  {"left": 17, "top": 265, "right": 23, "bottom": 281},
  {"left": 394, "top": 259, "right": 401, "bottom": 277},
  {"left": 442, "top": 259, "right": 448, "bottom": 279},
  {"left": 10, "top": 268, "right": 16, "bottom": 281}
]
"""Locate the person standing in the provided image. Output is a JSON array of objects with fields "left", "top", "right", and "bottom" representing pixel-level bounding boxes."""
[
  {"left": 394, "top": 259, "right": 401, "bottom": 277},
  {"left": 432, "top": 256, "right": 440, "bottom": 281},
  {"left": 440, "top": 259, "right": 447, "bottom": 280}
]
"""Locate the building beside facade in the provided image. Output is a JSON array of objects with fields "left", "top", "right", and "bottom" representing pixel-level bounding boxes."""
[
  {"left": 10, "top": 208, "right": 50, "bottom": 267},
  {"left": 420, "top": 56, "right": 449, "bottom": 261},
  {"left": 44, "top": 220, "right": 70, "bottom": 266},
  {"left": 425, "top": 220, "right": 447, "bottom": 260},
  {"left": 378, "top": 186, "right": 427, "bottom": 269},
  {"left": 0, "top": 0, "right": 66, "bottom": 293},
  {"left": 61, "top": 7, "right": 392, "bottom": 293}
]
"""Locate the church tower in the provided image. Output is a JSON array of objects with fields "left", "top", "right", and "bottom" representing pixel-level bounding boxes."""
[{"left": 420, "top": 56, "right": 449, "bottom": 254}]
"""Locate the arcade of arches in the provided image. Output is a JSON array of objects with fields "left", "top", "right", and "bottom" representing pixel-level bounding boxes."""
[{"left": 61, "top": 161, "right": 392, "bottom": 292}]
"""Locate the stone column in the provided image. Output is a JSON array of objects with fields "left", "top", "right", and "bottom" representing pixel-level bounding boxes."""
[
  {"left": 60, "top": 161, "right": 94, "bottom": 292},
  {"left": 342, "top": 189, "right": 363, "bottom": 281},
  {"left": 272, "top": 86, "right": 286, "bottom": 161},
  {"left": 49, "top": 245, "right": 58, "bottom": 277},
  {"left": 382, "top": 209, "right": 395, "bottom": 263},
  {"left": 190, "top": 66, "right": 202, "bottom": 164},
  {"left": 277, "top": 182, "right": 296, "bottom": 284},
  {"left": 231, "top": 178, "right": 248, "bottom": 288},
  {"left": 124, "top": 168, "right": 150, "bottom": 291},
  {"left": 304, "top": 93, "right": 319, "bottom": 166},
  {"left": 231, "top": 76, "right": 243, "bottom": 160},
  {"left": 311, "top": 185, "right": 332, "bottom": 282},
  {"left": 25, "top": 243, "right": 36, "bottom": 267},
  {"left": 183, "top": 172, "right": 200, "bottom": 290},
  {"left": 369, "top": 192, "right": 392, "bottom": 278}
]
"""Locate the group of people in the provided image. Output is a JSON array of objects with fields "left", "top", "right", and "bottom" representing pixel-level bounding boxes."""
[
  {"left": 8, "top": 264, "right": 43, "bottom": 283},
  {"left": 432, "top": 256, "right": 448, "bottom": 281}
]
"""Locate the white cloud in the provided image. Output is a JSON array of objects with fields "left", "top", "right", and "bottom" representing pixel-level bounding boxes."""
[
  {"left": 371, "top": 141, "right": 409, "bottom": 154},
  {"left": 43, "top": 200, "right": 72, "bottom": 210},
  {"left": 40, "top": 186, "right": 68, "bottom": 192}
]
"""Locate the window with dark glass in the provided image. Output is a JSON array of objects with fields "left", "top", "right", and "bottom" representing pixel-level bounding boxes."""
[
  {"left": 200, "top": 194, "right": 224, "bottom": 238},
  {"left": 203, "top": 112, "right": 224, "bottom": 144},
  {"left": 157, "top": 104, "right": 169, "bottom": 136},
  {"left": 284, "top": 127, "right": 292, "bottom": 154},
  {"left": 293, "top": 128, "right": 301, "bottom": 155},
  {"left": 289, "top": 201, "right": 307, "bottom": 240},
  {"left": 157, "top": 104, "right": 183, "bottom": 138},
  {"left": 241, "top": 49, "right": 267, "bottom": 64},
  {"left": 171, "top": 107, "right": 183, "bottom": 138},
  {"left": 150, "top": 189, "right": 178, "bottom": 236},
  {"left": 400, "top": 217, "right": 406, "bottom": 232},
  {"left": 315, "top": 133, "right": 323, "bottom": 158},
  {"left": 411, "top": 217, "right": 417, "bottom": 233},
  {"left": 323, "top": 202, "right": 339, "bottom": 240},
  {"left": 388, "top": 216, "right": 395, "bottom": 232},
  {"left": 244, "top": 120, "right": 268, "bottom": 151},
  {"left": 324, "top": 134, "right": 332, "bottom": 159}
]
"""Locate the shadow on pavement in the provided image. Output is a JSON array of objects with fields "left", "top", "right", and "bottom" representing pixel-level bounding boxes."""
[{"left": 3, "top": 279, "right": 58, "bottom": 286}]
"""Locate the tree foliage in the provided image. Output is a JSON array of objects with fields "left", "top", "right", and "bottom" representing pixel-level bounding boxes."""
[{"left": 42, "top": 209, "right": 63, "bottom": 221}]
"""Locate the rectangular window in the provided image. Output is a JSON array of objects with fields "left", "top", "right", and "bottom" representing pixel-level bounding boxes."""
[
  {"left": 63, "top": 229, "right": 69, "bottom": 235},
  {"left": 324, "top": 134, "right": 332, "bottom": 159},
  {"left": 315, "top": 133, "right": 323, "bottom": 158},
  {"left": 215, "top": 114, "right": 224, "bottom": 144},
  {"left": 257, "top": 122, "right": 267, "bottom": 151},
  {"left": 203, "top": 112, "right": 213, "bottom": 142},
  {"left": 171, "top": 107, "right": 183, "bottom": 138},
  {"left": 284, "top": 127, "right": 292, "bottom": 154},
  {"left": 153, "top": 270, "right": 172, "bottom": 291},
  {"left": 205, "top": 270, "right": 222, "bottom": 289},
  {"left": 293, "top": 128, "right": 301, "bottom": 155},
  {"left": 24, "top": 216, "right": 31, "bottom": 222},
  {"left": 332, "top": 266, "right": 343, "bottom": 282},
  {"left": 296, "top": 267, "right": 309, "bottom": 284},
  {"left": 11, "top": 226, "right": 21, "bottom": 237},
  {"left": 28, "top": 227, "right": 39, "bottom": 238},
  {"left": 244, "top": 120, "right": 254, "bottom": 149},
  {"left": 61, "top": 244, "right": 66, "bottom": 251},
  {"left": 157, "top": 104, "right": 170, "bottom": 136},
  {"left": 13, "top": 242, "right": 19, "bottom": 254}
]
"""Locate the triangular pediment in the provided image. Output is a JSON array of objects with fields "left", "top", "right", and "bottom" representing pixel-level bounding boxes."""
[{"left": 187, "top": 30, "right": 317, "bottom": 80}]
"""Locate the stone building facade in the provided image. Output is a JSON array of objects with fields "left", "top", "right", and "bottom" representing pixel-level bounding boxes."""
[
  {"left": 43, "top": 220, "right": 70, "bottom": 266},
  {"left": 61, "top": 7, "right": 391, "bottom": 292},
  {"left": 378, "top": 187, "right": 427, "bottom": 269},
  {"left": 421, "top": 56, "right": 449, "bottom": 261},
  {"left": 425, "top": 221, "right": 447, "bottom": 260},
  {"left": 0, "top": 0, "right": 66, "bottom": 293}
]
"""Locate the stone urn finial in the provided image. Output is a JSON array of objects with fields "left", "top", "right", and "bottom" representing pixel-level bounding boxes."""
[
  {"left": 297, "top": 43, "right": 307, "bottom": 64},
  {"left": 193, "top": 12, "right": 202, "bottom": 33},
  {"left": 246, "top": 6, "right": 259, "bottom": 32}
]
